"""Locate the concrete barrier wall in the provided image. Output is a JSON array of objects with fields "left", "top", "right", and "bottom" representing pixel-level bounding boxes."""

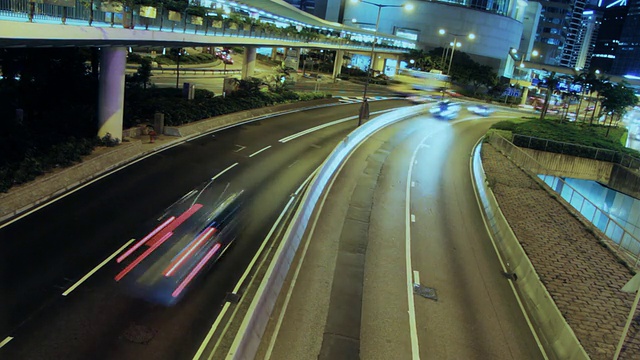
[
  {"left": 227, "top": 104, "right": 428, "bottom": 360},
  {"left": 472, "top": 144, "right": 590, "bottom": 360},
  {"left": 608, "top": 164, "right": 640, "bottom": 200},
  {"left": 521, "top": 148, "right": 613, "bottom": 183},
  {"left": 0, "top": 141, "right": 142, "bottom": 222}
]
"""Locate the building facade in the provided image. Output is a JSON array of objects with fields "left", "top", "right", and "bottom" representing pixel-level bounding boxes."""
[{"left": 611, "top": 0, "right": 640, "bottom": 76}]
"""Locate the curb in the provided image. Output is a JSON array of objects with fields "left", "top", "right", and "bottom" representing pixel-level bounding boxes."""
[{"left": 0, "top": 98, "right": 341, "bottom": 225}]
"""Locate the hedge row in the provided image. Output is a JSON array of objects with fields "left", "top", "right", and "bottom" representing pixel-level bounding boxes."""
[
  {"left": 1, "top": 89, "right": 331, "bottom": 193},
  {"left": 124, "top": 88, "right": 330, "bottom": 128},
  {"left": 0, "top": 137, "right": 99, "bottom": 193}
]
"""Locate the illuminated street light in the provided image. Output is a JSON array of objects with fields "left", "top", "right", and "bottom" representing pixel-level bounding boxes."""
[
  {"left": 351, "top": 0, "right": 413, "bottom": 125},
  {"left": 438, "top": 29, "right": 475, "bottom": 75}
]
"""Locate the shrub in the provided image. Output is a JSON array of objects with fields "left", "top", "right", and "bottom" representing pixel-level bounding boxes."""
[{"left": 491, "top": 121, "right": 517, "bottom": 132}]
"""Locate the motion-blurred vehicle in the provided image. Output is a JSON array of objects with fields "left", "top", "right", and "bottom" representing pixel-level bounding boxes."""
[
  {"left": 407, "top": 95, "right": 432, "bottom": 104},
  {"left": 215, "top": 47, "right": 234, "bottom": 65},
  {"left": 467, "top": 105, "right": 494, "bottom": 116},
  {"left": 115, "top": 184, "right": 244, "bottom": 305},
  {"left": 430, "top": 101, "right": 461, "bottom": 120}
]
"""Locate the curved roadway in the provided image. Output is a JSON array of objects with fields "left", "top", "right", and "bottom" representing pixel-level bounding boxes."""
[
  {"left": 0, "top": 99, "right": 408, "bottom": 359},
  {"left": 257, "top": 107, "right": 545, "bottom": 359}
]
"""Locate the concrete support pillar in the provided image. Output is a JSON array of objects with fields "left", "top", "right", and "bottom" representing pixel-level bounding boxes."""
[
  {"left": 271, "top": 47, "right": 278, "bottom": 61},
  {"left": 242, "top": 46, "right": 257, "bottom": 79},
  {"left": 394, "top": 54, "right": 401, "bottom": 75},
  {"left": 332, "top": 49, "right": 344, "bottom": 81},
  {"left": 520, "top": 87, "right": 529, "bottom": 105},
  {"left": 371, "top": 53, "right": 384, "bottom": 74},
  {"left": 98, "top": 46, "right": 126, "bottom": 141}
]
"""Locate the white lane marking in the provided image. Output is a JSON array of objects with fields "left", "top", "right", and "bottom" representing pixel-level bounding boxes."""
[
  {"left": 0, "top": 336, "right": 13, "bottom": 349},
  {"left": 211, "top": 163, "right": 238, "bottom": 181},
  {"left": 249, "top": 145, "right": 272, "bottom": 158},
  {"left": 279, "top": 116, "right": 357, "bottom": 143},
  {"left": 278, "top": 109, "right": 393, "bottom": 143},
  {"left": 234, "top": 145, "right": 246, "bottom": 152},
  {"left": 469, "top": 139, "right": 549, "bottom": 359},
  {"left": 62, "top": 239, "right": 136, "bottom": 296},
  {"left": 0, "top": 102, "right": 345, "bottom": 229},
  {"left": 406, "top": 138, "right": 424, "bottom": 360},
  {"left": 413, "top": 270, "right": 421, "bottom": 285},
  {"left": 193, "top": 170, "right": 318, "bottom": 360},
  {"left": 411, "top": 181, "right": 415, "bottom": 188},
  {"left": 288, "top": 160, "right": 299, "bottom": 168},
  {"left": 411, "top": 214, "right": 416, "bottom": 223}
]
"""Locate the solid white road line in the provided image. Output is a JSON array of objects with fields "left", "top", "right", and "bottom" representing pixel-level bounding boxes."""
[
  {"left": 62, "top": 239, "right": 136, "bottom": 296},
  {"left": 278, "top": 109, "right": 394, "bottom": 143},
  {"left": 413, "top": 270, "right": 421, "bottom": 285},
  {"left": 0, "top": 336, "right": 13, "bottom": 349},
  {"left": 406, "top": 139, "right": 423, "bottom": 360},
  {"left": 249, "top": 145, "right": 272, "bottom": 158},
  {"left": 193, "top": 170, "right": 318, "bottom": 360},
  {"left": 211, "top": 163, "right": 238, "bottom": 181}
]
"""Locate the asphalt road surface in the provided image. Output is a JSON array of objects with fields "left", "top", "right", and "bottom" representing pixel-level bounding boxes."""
[
  {"left": 260, "top": 106, "right": 545, "bottom": 359},
  {"left": 0, "top": 99, "right": 409, "bottom": 359}
]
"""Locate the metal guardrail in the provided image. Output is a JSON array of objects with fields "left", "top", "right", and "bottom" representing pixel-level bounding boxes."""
[
  {"left": 0, "top": 0, "right": 410, "bottom": 52},
  {"left": 513, "top": 134, "right": 640, "bottom": 170},
  {"left": 489, "top": 133, "right": 640, "bottom": 267}
]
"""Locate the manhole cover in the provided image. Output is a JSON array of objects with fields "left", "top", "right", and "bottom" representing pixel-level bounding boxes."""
[
  {"left": 413, "top": 283, "right": 438, "bottom": 301},
  {"left": 122, "top": 323, "right": 156, "bottom": 344}
]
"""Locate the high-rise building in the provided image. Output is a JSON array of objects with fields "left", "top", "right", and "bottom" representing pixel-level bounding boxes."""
[
  {"left": 591, "top": 4, "right": 628, "bottom": 73},
  {"left": 612, "top": 0, "right": 640, "bottom": 76},
  {"left": 573, "top": 9, "right": 600, "bottom": 69}
]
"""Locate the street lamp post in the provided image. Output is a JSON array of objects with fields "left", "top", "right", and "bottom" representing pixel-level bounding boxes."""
[
  {"left": 438, "top": 29, "right": 475, "bottom": 75},
  {"left": 352, "top": 0, "right": 413, "bottom": 125}
]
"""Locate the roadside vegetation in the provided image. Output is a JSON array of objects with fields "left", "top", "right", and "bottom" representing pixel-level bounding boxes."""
[
  {"left": 489, "top": 118, "right": 640, "bottom": 159},
  {"left": 0, "top": 47, "right": 329, "bottom": 193}
]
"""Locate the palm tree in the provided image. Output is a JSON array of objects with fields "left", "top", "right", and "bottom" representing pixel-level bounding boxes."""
[{"left": 589, "top": 74, "right": 611, "bottom": 125}]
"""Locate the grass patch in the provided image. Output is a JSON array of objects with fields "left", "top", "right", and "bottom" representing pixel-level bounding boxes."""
[{"left": 489, "top": 117, "right": 640, "bottom": 158}]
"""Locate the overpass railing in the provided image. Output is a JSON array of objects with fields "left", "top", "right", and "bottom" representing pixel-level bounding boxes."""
[
  {"left": 489, "top": 132, "right": 640, "bottom": 267},
  {"left": 0, "top": 0, "right": 410, "bottom": 52}
]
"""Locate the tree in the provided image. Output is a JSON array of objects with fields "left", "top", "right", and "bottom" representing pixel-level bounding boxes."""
[
  {"left": 126, "top": 57, "right": 153, "bottom": 89},
  {"left": 601, "top": 82, "right": 638, "bottom": 136},
  {"left": 589, "top": 75, "right": 611, "bottom": 125},
  {"left": 539, "top": 71, "right": 559, "bottom": 120}
]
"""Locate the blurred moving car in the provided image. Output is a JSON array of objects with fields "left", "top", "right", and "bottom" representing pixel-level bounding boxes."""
[
  {"left": 115, "top": 184, "right": 244, "bottom": 305},
  {"left": 407, "top": 95, "right": 433, "bottom": 104},
  {"left": 215, "top": 47, "right": 234, "bottom": 65},
  {"left": 430, "top": 101, "right": 462, "bottom": 120},
  {"left": 467, "top": 105, "right": 494, "bottom": 116}
]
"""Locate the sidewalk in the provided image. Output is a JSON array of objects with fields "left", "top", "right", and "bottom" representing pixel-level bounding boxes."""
[{"left": 481, "top": 144, "right": 640, "bottom": 360}]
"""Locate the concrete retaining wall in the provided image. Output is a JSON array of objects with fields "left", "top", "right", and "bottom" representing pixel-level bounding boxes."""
[
  {"left": 520, "top": 148, "right": 613, "bottom": 183},
  {"left": 608, "top": 164, "right": 640, "bottom": 200},
  {"left": 472, "top": 144, "right": 589, "bottom": 360}
]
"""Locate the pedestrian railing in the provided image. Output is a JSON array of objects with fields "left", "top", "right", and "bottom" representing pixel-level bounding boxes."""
[
  {"left": 488, "top": 133, "right": 640, "bottom": 267},
  {"left": 0, "top": 0, "right": 412, "bottom": 52}
]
